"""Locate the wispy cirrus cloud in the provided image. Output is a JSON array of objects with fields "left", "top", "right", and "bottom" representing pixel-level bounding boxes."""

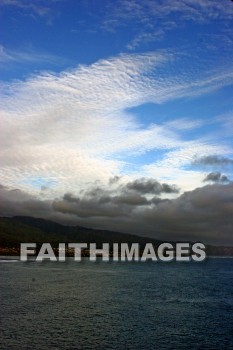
[
  {"left": 102, "top": 0, "right": 233, "bottom": 51},
  {"left": 0, "top": 0, "right": 61, "bottom": 21},
  {"left": 126, "top": 30, "right": 165, "bottom": 51},
  {"left": 103, "top": 0, "right": 230, "bottom": 32},
  {"left": 0, "top": 45, "right": 68, "bottom": 67}
]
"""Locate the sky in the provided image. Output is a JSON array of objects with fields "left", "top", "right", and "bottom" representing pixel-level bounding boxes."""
[{"left": 0, "top": 0, "right": 233, "bottom": 245}]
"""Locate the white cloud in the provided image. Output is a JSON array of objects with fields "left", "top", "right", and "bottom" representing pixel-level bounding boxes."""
[
  {"left": 0, "top": 52, "right": 233, "bottom": 197},
  {"left": 0, "top": 45, "right": 67, "bottom": 67},
  {"left": 0, "top": 0, "right": 58, "bottom": 19},
  {"left": 102, "top": 0, "right": 233, "bottom": 52},
  {"left": 104, "top": 0, "right": 233, "bottom": 29}
]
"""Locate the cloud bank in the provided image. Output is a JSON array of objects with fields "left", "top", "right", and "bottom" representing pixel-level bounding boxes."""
[{"left": 1, "top": 180, "right": 233, "bottom": 246}]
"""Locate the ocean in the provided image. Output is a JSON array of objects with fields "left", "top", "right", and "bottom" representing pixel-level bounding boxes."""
[{"left": 1, "top": 257, "right": 233, "bottom": 349}]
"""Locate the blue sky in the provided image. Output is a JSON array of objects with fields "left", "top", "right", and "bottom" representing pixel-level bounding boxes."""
[{"left": 0, "top": 0, "right": 233, "bottom": 243}]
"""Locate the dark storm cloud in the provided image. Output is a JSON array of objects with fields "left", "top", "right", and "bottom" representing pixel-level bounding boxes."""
[
  {"left": 63, "top": 193, "right": 80, "bottom": 204},
  {"left": 51, "top": 181, "right": 233, "bottom": 245},
  {"left": 203, "top": 172, "right": 230, "bottom": 183},
  {"left": 137, "top": 183, "right": 233, "bottom": 245},
  {"left": 193, "top": 155, "right": 233, "bottom": 167},
  {"left": 0, "top": 184, "right": 88, "bottom": 226},
  {"left": 124, "top": 178, "right": 179, "bottom": 194},
  {"left": 0, "top": 184, "right": 52, "bottom": 217},
  {"left": 53, "top": 186, "right": 150, "bottom": 218},
  {"left": 113, "top": 193, "right": 149, "bottom": 206},
  {"left": 1, "top": 181, "right": 233, "bottom": 245},
  {"left": 53, "top": 197, "right": 124, "bottom": 218},
  {"left": 109, "top": 176, "right": 120, "bottom": 185},
  {"left": 81, "top": 177, "right": 179, "bottom": 199}
]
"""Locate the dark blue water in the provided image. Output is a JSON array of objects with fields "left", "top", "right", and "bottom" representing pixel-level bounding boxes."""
[{"left": 1, "top": 258, "right": 233, "bottom": 350}]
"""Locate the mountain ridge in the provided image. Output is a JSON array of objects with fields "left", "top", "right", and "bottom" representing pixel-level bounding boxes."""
[{"left": 0, "top": 216, "right": 233, "bottom": 256}]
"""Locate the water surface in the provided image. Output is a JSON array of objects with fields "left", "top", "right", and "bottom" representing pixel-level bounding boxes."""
[{"left": 1, "top": 258, "right": 233, "bottom": 349}]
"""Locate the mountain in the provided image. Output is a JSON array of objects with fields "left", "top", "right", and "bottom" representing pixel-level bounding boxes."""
[
  {"left": 0, "top": 216, "right": 233, "bottom": 256},
  {"left": 0, "top": 216, "right": 163, "bottom": 249}
]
